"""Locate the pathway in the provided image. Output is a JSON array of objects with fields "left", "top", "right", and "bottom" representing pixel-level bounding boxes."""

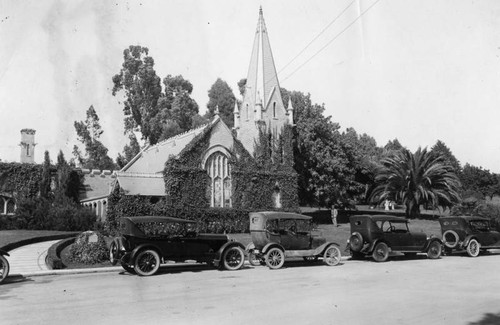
[{"left": 7, "top": 240, "right": 59, "bottom": 274}]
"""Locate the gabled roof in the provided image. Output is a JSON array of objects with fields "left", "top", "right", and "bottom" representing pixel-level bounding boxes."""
[
  {"left": 121, "top": 118, "right": 218, "bottom": 174},
  {"left": 79, "top": 169, "right": 115, "bottom": 202},
  {"left": 115, "top": 172, "right": 165, "bottom": 196}
]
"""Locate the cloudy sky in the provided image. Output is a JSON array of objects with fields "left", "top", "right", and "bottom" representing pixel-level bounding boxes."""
[{"left": 1, "top": 0, "right": 500, "bottom": 172}]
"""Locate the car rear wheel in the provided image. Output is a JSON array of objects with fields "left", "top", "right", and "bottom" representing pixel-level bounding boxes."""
[
  {"left": 109, "top": 241, "right": 118, "bottom": 266},
  {"left": 349, "top": 233, "right": 364, "bottom": 252},
  {"left": 222, "top": 246, "right": 245, "bottom": 271},
  {"left": 265, "top": 247, "right": 285, "bottom": 269},
  {"left": 0, "top": 255, "right": 9, "bottom": 283},
  {"left": 427, "top": 241, "right": 442, "bottom": 259},
  {"left": 372, "top": 242, "right": 389, "bottom": 262},
  {"left": 442, "top": 230, "right": 460, "bottom": 249},
  {"left": 134, "top": 249, "right": 160, "bottom": 276},
  {"left": 466, "top": 239, "right": 480, "bottom": 257},
  {"left": 323, "top": 245, "right": 341, "bottom": 266}
]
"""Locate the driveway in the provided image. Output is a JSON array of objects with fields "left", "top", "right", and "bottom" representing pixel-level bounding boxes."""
[{"left": 1, "top": 253, "right": 499, "bottom": 325}]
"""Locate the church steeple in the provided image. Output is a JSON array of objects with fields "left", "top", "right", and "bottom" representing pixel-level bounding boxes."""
[{"left": 236, "top": 7, "right": 288, "bottom": 155}]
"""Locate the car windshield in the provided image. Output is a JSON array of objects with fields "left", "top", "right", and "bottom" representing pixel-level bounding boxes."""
[{"left": 377, "top": 221, "right": 408, "bottom": 233}]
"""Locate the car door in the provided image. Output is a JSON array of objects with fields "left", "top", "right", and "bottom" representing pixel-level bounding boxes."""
[{"left": 383, "top": 221, "right": 414, "bottom": 251}]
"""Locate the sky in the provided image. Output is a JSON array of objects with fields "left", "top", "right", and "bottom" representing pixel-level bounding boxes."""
[{"left": 1, "top": 0, "right": 500, "bottom": 172}]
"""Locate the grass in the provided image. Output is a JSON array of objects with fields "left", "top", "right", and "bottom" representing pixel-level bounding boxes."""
[{"left": 0, "top": 230, "right": 77, "bottom": 250}]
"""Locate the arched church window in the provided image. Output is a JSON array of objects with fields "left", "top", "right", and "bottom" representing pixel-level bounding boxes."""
[
  {"left": 272, "top": 184, "right": 282, "bottom": 208},
  {"left": 273, "top": 102, "right": 276, "bottom": 118},
  {"left": 246, "top": 104, "right": 249, "bottom": 120},
  {"left": 205, "top": 152, "right": 231, "bottom": 208},
  {"left": 6, "top": 199, "right": 16, "bottom": 214}
]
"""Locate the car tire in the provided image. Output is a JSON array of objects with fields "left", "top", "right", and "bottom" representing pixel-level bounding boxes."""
[
  {"left": 372, "top": 242, "right": 389, "bottom": 262},
  {"left": 427, "top": 241, "right": 442, "bottom": 259},
  {"left": 248, "top": 251, "right": 262, "bottom": 266},
  {"left": 222, "top": 246, "right": 245, "bottom": 271},
  {"left": 265, "top": 247, "right": 285, "bottom": 269},
  {"left": 109, "top": 241, "right": 118, "bottom": 266},
  {"left": 442, "top": 230, "right": 460, "bottom": 249},
  {"left": 0, "top": 255, "right": 10, "bottom": 283},
  {"left": 466, "top": 239, "right": 481, "bottom": 257},
  {"left": 134, "top": 249, "right": 161, "bottom": 276},
  {"left": 349, "top": 233, "right": 364, "bottom": 252},
  {"left": 120, "top": 262, "right": 135, "bottom": 274},
  {"left": 323, "top": 245, "right": 341, "bottom": 266}
]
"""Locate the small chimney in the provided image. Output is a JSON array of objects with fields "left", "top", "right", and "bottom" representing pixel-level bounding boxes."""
[{"left": 20, "top": 128, "right": 36, "bottom": 164}]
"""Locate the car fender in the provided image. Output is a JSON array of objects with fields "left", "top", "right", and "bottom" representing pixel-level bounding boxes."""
[
  {"left": 367, "top": 239, "right": 389, "bottom": 253},
  {"left": 245, "top": 243, "right": 256, "bottom": 253},
  {"left": 0, "top": 249, "right": 9, "bottom": 257},
  {"left": 423, "top": 237, "right": 443, "bottom": 251},
  {"left": 261, "top": 242, "right": 285, "bottom": 255},
  {"left": 214, "top": 241, "right": 246, "bottom": 264},
  {"left": 461, "top": 235, "right": 477, "bottom": 249},
  {"left": 312, "top": 242, "right": 340, "bottom": 256},
  {"left": 129, "top": 243, "right": 163, "bottom": 262}
]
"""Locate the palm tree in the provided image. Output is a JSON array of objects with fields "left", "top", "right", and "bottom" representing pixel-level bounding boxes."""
[{"left": 370, "top": 147, "right": 461, "bottom": 218}]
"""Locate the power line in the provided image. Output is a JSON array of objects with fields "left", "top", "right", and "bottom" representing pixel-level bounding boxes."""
[
  {"left": 281, "top": 0, "right": 382, "bottom": 84},
  {"left": 277, "top": 0, "right": 356, "bottom": 76}
]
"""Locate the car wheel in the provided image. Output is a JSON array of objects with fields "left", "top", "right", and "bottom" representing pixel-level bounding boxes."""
[
  {"left": 265, "top": 247, "right": 285, "bottom": 269},
  {"left": 303, "top": 256, "right": 319, "bottom": 262},
  {"left": 222, "top": 246, "right": 245, "bottom": 271},
  {"left": 427, "top": 241, "right": 442, "bottom": 259},
  {"left": 248, "top": 251, "right": 262, "bottom": 267},
  {"left": 442, "top": 230, "right": 460, "bottom": 249},
  {"left": 466, "top": 239, "right": 481, "bottom": 257},
  {"left": 134, "top": 249, "right": 160, "bottom": 276},
  {"left": 0, "top": 255, "right": 10, "bottom": 284},
  {"left": 372, "top": 242, "right": 389, "bottom": 262},
  {"left": 323, "top": 245, "right": 341, "bottom": 266},
  {"left": 349, "top": 233, "right": 364, "bottom": 252},
  {"left": 109, "top": 241, "right": 118, "bottom": 266},
  {"left": 120, "top": 261, "right": 135, "bottom": 274}
]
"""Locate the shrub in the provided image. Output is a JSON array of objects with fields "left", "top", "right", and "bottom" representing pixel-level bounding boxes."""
[{"left": 69, "top": 231, "right": 108, "bottom": 264}]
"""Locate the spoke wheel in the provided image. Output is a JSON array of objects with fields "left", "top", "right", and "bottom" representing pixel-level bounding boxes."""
[
  {"left": 0, "top": 255, "right": 10, "bottom": 284},
  {"left": 109, "top": 241, "right": 118, "bottom": 266},
  {"left": 222, "top": 246, "right": 245, "bottom": 271},
  {"left": 323, "top": 245, "right": 341, "bottom": 266},
  {"left": 427, "top": 241, "right": 442, "bottom": 259},
  {"left": 265, "top": 247, "right": 285, "bottom": 269},
  {"left": 466, "top": 239, "right": 480, "bottom": 257},
  {"left": 372, "top": 242, "right": 389, "bottom": 262},
  {"left": 134, "top": 249, "right": 160, "bottom": 276},
  {"left": 248, "top": 251, "right": 262, "bottom": 267}
]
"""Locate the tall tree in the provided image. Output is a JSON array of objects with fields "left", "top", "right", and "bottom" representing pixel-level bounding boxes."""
[
  {"left": 40, "top": 150, "right": 52, "bottom": 199},
  {"left": 370, "top": 147, "right": 461, "bottom": 218},
  {"left": 55, "top": 150, "right": 80, "bottom": 203},
  {"left": 206, "top": 78, "right": 236, "bottom": 128},
  {"left": 112, "top": 45, "right": 163, "bottom": 144},
  {"left": 431, "top": 140, "right": 461, "bottom": 174},
  {"left": 73, "top": 105, "right": 116, "bottom": 170},
  {"left": 384, "top": 138, "right": 404, "bottom": 153},
  {"left": 460, "top": 163, "right": 499, "bottom": 199},
  {"left": 116, "top": 134, "right": 141, "bottom": 169}
]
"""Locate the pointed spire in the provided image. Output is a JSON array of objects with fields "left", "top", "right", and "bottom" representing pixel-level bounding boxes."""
[
  {"left": 233, "top": 100, "right": 239, "bottom": 114},
  {"left": 233, "top": 100, "right": 240, "bottom": 129},
  {"left": 215, "top": 105, "right": 220, "bottom": 116},
  {"left": 287, "top": 97, "right": 294, "bottom": 124}
]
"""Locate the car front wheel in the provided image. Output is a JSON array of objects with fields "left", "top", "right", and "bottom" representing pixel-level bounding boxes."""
[
  {"left": 265, "top": 247, "right": 285, "bottom": 269},
  {"left": 372, "top": 242, "right": 389, "bottom": 262},
  {"left": 109, "top": 241, "right": 118, "bottom": 266},
  {"left": 323, "top": 245, "right": 341, "bottom": 266},
  {"left": 134, "top": 249, "right": 160, "bottom": 276},
  {"left": 222, "top": 246, "right": 245, "bottom": 271},
  {"left": 427, "top": 241, "right": 442, "bottom": 259},
  {"left": 248, "top": 251, "right": 262, "bottom": 266},
  {"left": 0, "top": 255, "right": 9, "bottom": 283},
  {"left": 466, "top": 239, "right": 481, "bottom": 257}
]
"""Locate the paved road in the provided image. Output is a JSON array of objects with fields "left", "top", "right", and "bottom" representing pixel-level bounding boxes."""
[{"left": 1, "top": 253, "right": 499, "bottom": 325}]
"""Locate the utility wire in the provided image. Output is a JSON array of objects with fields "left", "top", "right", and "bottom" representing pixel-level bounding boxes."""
[
  {"left": 277, "top": 0, "right": 356, "bottom": 75},
  {"left": 281, "top": 0, "right": 381, "bottom": 84}
]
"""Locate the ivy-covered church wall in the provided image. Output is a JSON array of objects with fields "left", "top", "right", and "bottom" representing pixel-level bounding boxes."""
[{"left": 0, "top": 162, "right": 43, "bottom": 198}]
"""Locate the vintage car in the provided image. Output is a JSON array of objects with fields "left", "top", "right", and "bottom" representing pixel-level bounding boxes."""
[
  {"left": 109, "top": 216, "right": 246, "bottom": 276},
  {"left": 439, "top": 216, "right": 500, "bottom": 257},
  {"left": 246, "top": 211, "right": 342, "bottom": 269},
  {"left": 347, "top": 215, "right": 442, "bottom": 262},
  {"left": 0, "top": 249, "right": 9, "bottom": 284}
]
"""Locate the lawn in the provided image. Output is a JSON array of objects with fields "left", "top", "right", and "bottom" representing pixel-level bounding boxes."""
[{"left": 0, "top": 230, "right": 78, "bottom": 250}]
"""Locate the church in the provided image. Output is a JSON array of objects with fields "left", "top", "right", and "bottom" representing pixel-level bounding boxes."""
[{"left": 80, "top": 8, "right": 299, "bottom": 221}]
